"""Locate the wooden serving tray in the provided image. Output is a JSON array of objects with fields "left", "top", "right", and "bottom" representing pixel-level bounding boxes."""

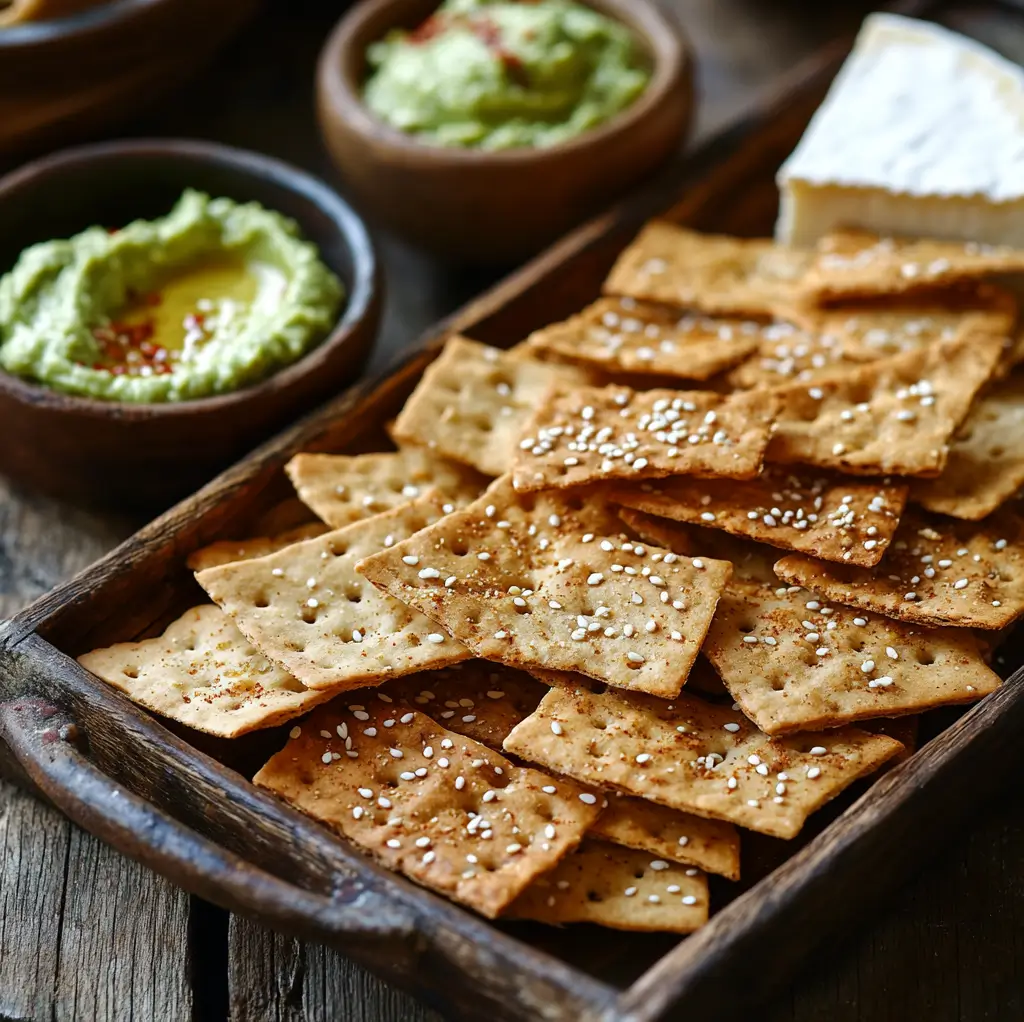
[{"left": 3, "top": 4, "right": 1024, "bottom": 1018}]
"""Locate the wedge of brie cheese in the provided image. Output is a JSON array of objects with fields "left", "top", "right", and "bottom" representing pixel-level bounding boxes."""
[{"left": 776, "top": 14, "right": 1024, "bottom": 248}]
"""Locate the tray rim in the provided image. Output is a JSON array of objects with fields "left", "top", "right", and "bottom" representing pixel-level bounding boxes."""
[{"left": 4, "top": 3, "right": 1021, "bottom": 1018}]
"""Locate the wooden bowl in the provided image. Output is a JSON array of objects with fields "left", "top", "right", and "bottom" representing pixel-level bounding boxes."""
[
  {"left": 0, "top": 139, "right": 380, "bottom": 510},
  {"left": 0, "top": 0, "right": 258, "bottom": 158},
  {"left": 316, "top": 0, "right": 694, "bottom": 263}
]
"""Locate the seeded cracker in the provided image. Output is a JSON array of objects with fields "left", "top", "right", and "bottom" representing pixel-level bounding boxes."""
[
  {"left": 383, "top": 661, "right": 547, "bottom": 750},
  {"left": 503, "top": 682, "right": 902, "bottom": 839},
  {"left": 768, "top": 335, "right": 1004, "bottom": 477},
  {"left": 513, "top": 384, "right": 779, "bottom": 492},
  {"left": 591, "top": 794, "right": 740, "bottom": 879},
  {"left": 773, "top": 510, "right": 1024, "bottom": 631},
  {"left": 522, "top": 297, "right": 762, "bottom": 379},
  {"left": 357, "top": 476, "right": 732, "bottom": 698},
  {"left": 603, "top": 222, "right": 811, "bottom": 317},
  {"left": 196, "top": 494, "right": 470, "bottom": 691},
  {"left": 253, "top": 701, "right": 600, "bottom": 918},
  {"left": 391, "top": 337, "right": 592, "bottom": 477},
  {"left": 703, "top": 585, "right": 1001, "bottom": 735},
  {"left": 78, "top": 605, "right": 332, "bottom": 738},
  {"left": 610, "top": 469, "right": 907, "bottom": 568},
  {"left": 187, "top": 524, "right": 328, "bottom": 572},
  {"left": 783, "top": 285, "right": 1017, "bottom": 362},
  {"left": 799, "top": 229, "right": 1024, "bottom": 302},
  {"left": 617, "top": 508, "right": 781, "bottom": 586},
  {"left": 285, "top": 449, "right": 485, "bottom": 528},
  {"left": 913, "top": 375, "right": 1024, "bottom": 520},
  {"left": 508, "top": 839, "right": 709, "bottom": 933}
]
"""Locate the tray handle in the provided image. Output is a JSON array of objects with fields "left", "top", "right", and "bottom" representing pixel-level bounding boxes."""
[{"left": 0, "top": 697, "right": 420, "bottom": 949}]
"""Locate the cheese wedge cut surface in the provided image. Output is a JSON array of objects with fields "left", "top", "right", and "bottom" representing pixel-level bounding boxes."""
[{"left": 776, "top": 14, "right": 1024, "bottom": 248}]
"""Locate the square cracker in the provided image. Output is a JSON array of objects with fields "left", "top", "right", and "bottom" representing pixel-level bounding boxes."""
[
  {"left": 912, "top": 375, "right": 1024, "bottom": 520},
  {"left": 799, "top": 230, "right": 1024, "bottom": 303},
  {"left": 702, "top": 585, "right": 1001, "bottom": 735},
  {"left": 196, "top": 495, "right": 470, "bottom": 691},
  {"left": 187, "top": 524, "right": 327, "bottom": 573},
  {"left": 357, "top": 476, "right": 732, "bottom": 699},
  {"left": 391, "top": 336, "right": 591, "bottom": 477},
  {"left": 603, "top": 222, "right": 811, "bottom": 317},
  {"left": 253, "top": 700, "right": 600, "bottom": 918},
  {"left": 503, "top": 681, "right": 902, "bottom": 839},
  {"left": 522, "top": 297, "right": 762, "bottom": 380},
  {"left": 610, "top": 470, "right": 908, "bottom": 568},
  {"left": 773, "top": 510, "right": 1024, "bottom": 631},
  {"left": 77, "top": 605, "right": 332, "bottom": 738},
  {"left": 513, "top": 384, "right": 779, "bottom": 491},
  {"left": 726, "top": 322, "right": 868, "bottom": 390},
  {"left": 591, "top": 794, "right": 740, "bottom": 880},
  {"left": 507, "top": 838, "right": 709, "bottom": 933},
  {"left": 285, "top": 449, "right": 485, "bottom": 529},
  {"left": 617, "top": 508, "right": 781, "bottom": 586},
  {"left": 768, "top": 335, "right": 1005, "bottom": 477},
  {"left": 383, "top": 661, "right": 547, "bottom": 751},
  {"left": 783, "top": 285, "right": 1017, "bottom": 361}
]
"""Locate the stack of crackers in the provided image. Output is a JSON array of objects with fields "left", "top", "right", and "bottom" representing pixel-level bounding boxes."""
[{"left": 77, "top": 221, "right": 1024, "bottom": 936}]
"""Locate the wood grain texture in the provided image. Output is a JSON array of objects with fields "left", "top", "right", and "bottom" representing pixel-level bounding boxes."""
[
  {"left": 2, "top": 2, "right": 1024, "bottom": 1022},
  {"left": 0, "top": 480, "right": 192, "bottom": 1022}
]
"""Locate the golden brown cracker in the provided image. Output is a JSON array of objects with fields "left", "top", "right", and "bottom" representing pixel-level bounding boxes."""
[
  {"left": 773, "top": 510, "right": 1024, "bottom": 631},
  {"left": 703, "top": 585, "right": 1000, "bottom": 735},
  {"left": 610, "top": 470, "right": 907, "bottom": 568},
  {"left": 77, "top": 605, "right": 332, "bottom": 738},
  {"left": 508, "top": 839, "right": 709, "bottom": 933},
  {"left": 513, "top": 384, "right": 778, "bottom": 491},
  {"left": 592, "top": 795, "right": 740, "bottom": 880},
  {"left": 503, "top": 682, "right": 903, "bottom": 839},
  {"left": 604, "top": 222, "right": 810, "bottom": 317},
  {"left": 357, "top": 476, "right": 731, "bottom": 699},
  {"left": 196, "top": 495, "right": 470, "bottom": 691},
  {"left": 391, "top": 336, "right": 591, "bottom": 477},
  {"left": 523, "top": 297, "right": 762, "bottom": 379},
  {"left": 801, "top": 230, "right": 1024, "bottom": 302},
  {"left": 186, "top": 524, "right": 328, "bottom": 573},
  {"left": 912, "top": 375, "right": 1024, "bottom": 520},
  {"left": 254, "top": 701, "right": 601, "bottom": 918},
  {"left": 285, "top": 448, "right": 484, "bottom": 529},
  {"left": 768, "top": 335, "right": 1004, "bottom": 477}
]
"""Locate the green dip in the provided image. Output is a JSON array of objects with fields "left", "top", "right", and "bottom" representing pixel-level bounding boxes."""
[
  {"left": 363, "top": 0, "right": 651, "bottom": 150},
  {"left": 0, "top": 189, "right": 343, "bottom": 403}
]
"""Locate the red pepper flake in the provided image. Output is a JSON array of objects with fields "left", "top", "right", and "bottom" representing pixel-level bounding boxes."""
[
  {"left": 469, "top": 17, "right": 528, "bottom": 87},
  {"left": 408, "top": 13, "right": 445, "bottom": 44}
]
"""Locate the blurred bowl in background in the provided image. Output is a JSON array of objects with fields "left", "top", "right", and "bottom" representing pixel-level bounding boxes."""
[
  {"left": 0, "top": 0, "right": 259, "bottom": 160},
  {"left": 316, "top": 0, "right": 694, "bottom": 264}
]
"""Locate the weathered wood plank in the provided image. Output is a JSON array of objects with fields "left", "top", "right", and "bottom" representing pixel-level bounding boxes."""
[
  {"left": 0, "top": 478, "right": 192, "bottom": 1022},
  {"left": 227, "top": 920, "right": 442, "bottom": 1022}
]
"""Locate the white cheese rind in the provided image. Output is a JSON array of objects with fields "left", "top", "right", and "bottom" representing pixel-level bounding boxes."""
[{"left": 776, "top": 14, "right": 1024, "bottom": 247}]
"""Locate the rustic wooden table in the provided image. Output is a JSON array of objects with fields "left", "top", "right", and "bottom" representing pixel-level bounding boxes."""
[{"left": 2, "top": 2, "right": 1023, "bottom": 1019}]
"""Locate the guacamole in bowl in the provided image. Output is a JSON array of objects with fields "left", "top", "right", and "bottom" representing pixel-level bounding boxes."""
[
  {"left": 0, "top": 189, "right": 343, "bottom": 402},
  {"left": 362, "top": 0, "right": 651, "bottom": 150}
]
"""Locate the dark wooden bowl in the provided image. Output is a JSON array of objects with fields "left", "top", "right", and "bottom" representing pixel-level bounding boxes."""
[
  {"left": 315, "top": 0, "right": 694, "bottom": 263},
  {"left": 0, "top": 139, "right": 380, "bottom": 511},
  {"left": 0, "top": 0, "right": 258, "bottom": 158}
]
